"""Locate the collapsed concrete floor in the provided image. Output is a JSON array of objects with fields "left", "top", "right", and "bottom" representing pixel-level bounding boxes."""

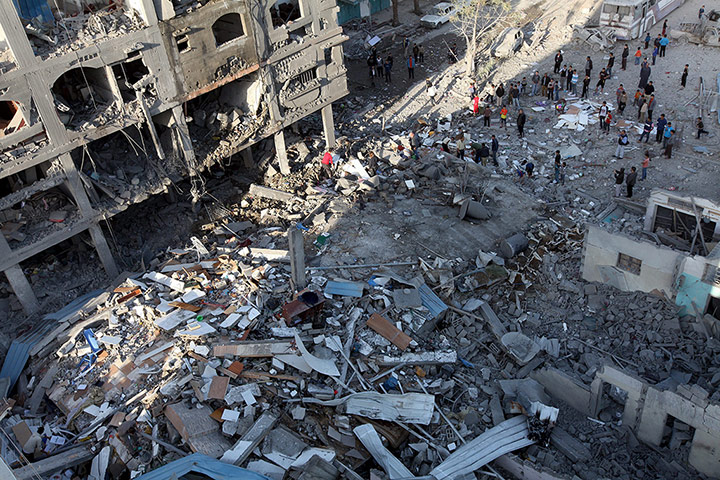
[{"left": 2, "top": 0, "right": 720, "bottom": 478}]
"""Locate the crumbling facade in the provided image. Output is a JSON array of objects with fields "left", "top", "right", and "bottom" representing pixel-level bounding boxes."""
[{"left": 0, "top": 0, "right": 347, "bottom": 314}]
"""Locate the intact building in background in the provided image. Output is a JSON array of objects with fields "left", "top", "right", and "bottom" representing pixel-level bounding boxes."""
[{"left": 0, "top": 0, "right": 348, "bottom": 313}]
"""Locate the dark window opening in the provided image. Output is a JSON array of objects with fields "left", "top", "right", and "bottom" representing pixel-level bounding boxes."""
[
  {"left": 112, "top": 58, "right": 151, "bottom": 102},
  {"left": 176, "top": 34, "right": 190, "bottom": 53},
  {"left": 660, "top": 416, "right": 694, "bottom": 451},
  {"left": 702, "top": 264, "right": 720, "bottom": 287},
  {"left": 270, "top": 0, "right": 301, "bottom": 27},
  {"left": 0, "top": 100, "right": 27, "bottom": 137},
  {"left": 212, "top": 13, "right": 245, "bottom": 46},
  {"left": 52, "top": 67, "right": 115, "bottom": 129},
  {"left": 324, "top": 48, "right": 332, "bottom": 65},
  {"left": 617, "top": 253, "right": 642, "bottom": 275},
  {"left": 707, "top": 295, "right": 720, "bottom": 321},
  {"left": 653, "top": 205, "right": 716, "bottom": 253}
]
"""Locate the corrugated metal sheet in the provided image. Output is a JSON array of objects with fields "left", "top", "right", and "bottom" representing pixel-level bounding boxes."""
[
  {"left": 12, "top": 0, "right": 53, "bottom": 24},
  {"left": 134, "top": 453, "right": 271, "bottom": 480},
  {"left": 324, "top": 280, "right": 364, "bottom": 298},
  {"left": 417, "top": 283, "right": 448, "bottom": 318}
]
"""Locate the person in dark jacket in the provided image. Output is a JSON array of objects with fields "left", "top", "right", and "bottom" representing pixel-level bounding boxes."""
[
  {"left": 621, "top": 44, "right": 629, "bottom": 70},
  {"left": 585, "top": 56, "right": 593, "bottom": 77},
  {"left": 625, "top": 167, "right": 637, "bottom": 198},
  {"left": 554, "top": 51, "right": 563, "bottom": 73},
  {"left": 655, "top": 114, "right": 667, "bottom": 142},
  {"left": 491, "top": 135, "right": 499, "bottom": 165},
  {"left": 614, "top": 167, "right": 625, "bottom": 197},
  {"left": 606, "top": 53, "right": 615, "bottom": 76},
  {"left": 478, "top": 143, "right": 490, "bottom": 165},
  {"left": 516, "top": 109, "right": 526, "bottom": 138},
  {"left": 681, "top": 64, "right": 689, "bottom": 88}
]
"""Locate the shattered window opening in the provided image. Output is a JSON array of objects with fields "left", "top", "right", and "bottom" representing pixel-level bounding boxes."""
[
  {"left": 175, "top": 34, "right": 191, "bottom": 53},
  {"left": 0, "top": 101, "right": 27, "bottom": 137},
  {"left": 112, "top": 57, "right": 151, "bottom": 102},
  {"left": 270, "top": 0, "right": 302, "bottom": 27},
  {"left": 212, "top": 13, "right": 246, "bottom": 46},
  {"left": 702, "top": 264, "right": 720, "bottom": 287},
  {"left": 52, "top": 67, "right": 116, "bottom": 130},
  {"left": 616, "top": 253, "right": 642, "bottom": 275}
]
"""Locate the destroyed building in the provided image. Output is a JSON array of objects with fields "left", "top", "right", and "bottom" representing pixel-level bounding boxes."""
[{"left": 0, "top": 0, "right": 348, "bottom": 314}]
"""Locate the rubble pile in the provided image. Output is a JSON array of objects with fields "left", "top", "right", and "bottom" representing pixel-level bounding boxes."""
[{"left": 27, "top": 9, "right": 146, "bottom": 60}]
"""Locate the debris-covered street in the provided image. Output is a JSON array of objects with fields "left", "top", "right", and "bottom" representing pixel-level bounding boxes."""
[{"left": 2, "top": 0, "right": 720, "bottom": 478}]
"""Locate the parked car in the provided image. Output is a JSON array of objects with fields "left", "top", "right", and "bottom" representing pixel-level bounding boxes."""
[
  {"left": 491, "top": 27, "right": 524, "bottom": 57},
  {"left": 420, "top": 2, "right": 456, "bottom": 29}
]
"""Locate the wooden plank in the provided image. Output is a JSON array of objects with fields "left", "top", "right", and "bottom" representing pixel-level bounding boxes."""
[
  {"left": 208, "top": 376, "right": 230, "bottom": 400},
  {"left": 366, "top": 313, "right": 411, "bottom": 351},
  {"left": 169, "top": 301, "right": 202, "bottom": 312},
  {"left": 217, "top": 366, "right": 238, "bottom": 379}
]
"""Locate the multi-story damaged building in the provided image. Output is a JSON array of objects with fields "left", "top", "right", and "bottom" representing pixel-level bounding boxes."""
[{"left": 0, "top": 0, "right": 348, "bottom": 314}]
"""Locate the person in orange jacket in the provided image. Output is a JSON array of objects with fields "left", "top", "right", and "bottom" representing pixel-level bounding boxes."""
[{"left": 500, "top": 105, "right": 508, "bottom": 129}]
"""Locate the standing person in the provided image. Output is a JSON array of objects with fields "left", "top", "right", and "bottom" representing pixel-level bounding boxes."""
[
  {"left": 663, "top": 121, "right": 674, "bottom": 148},
  {"left": 582, "top": 75, "right": 590, "bottom": 99},
  {"left": 554, "top": 150, "right": 561, "bottom": 183},
  {"left": 598, "top": 101, "right": 608, "bottom": 132},
  {"left": 699, "top": 4, "right": 705, "bottom": 19},
  {"left": 412, "top": 43, "right": 419, "bottom": 64},
  {"left": 566, "top": 65, "right": 573, "bottom": 90},
  {"left": 634, "top": 47, "right": 642, "bottom": 65},
  {"left": 541, "top": 73, "right": 549, "bottom": 97},
  {"left": 500, "top": 105, "right": 508, "bottom": 129},
  {"left": 473, "top": 94, "right": 480, "bottom": 115},
  {"left": 681, "top": 64, "right": 689, "bottom": 88},
  {"left": 571, "top": 69, "right": 579, "bottom": 95},
  {"left": 554, "top": 79, "right": 560, "bottom": 100},
  {"left": 641, "top": 151, "right": 650, "bottom": 180},
  {"left": 616, "top": 84, "right": 626, "bottom": 109},
  {"left": 511, "top": 84, "right": 520, "bottom": 108},
  {"left": 644, "top": 32, "right": 651, "bottom": 49},
  {"left": 418, "top": 44, "right": 424, "bottom": 63},
  {"left": 585, "top": 56, "right": 593, "bottom": 77},
  {"left": 659, "top": 35, "right": 669, "bottom": 57},
  {"left": 517, "top": 109, "right": 526, "bottom": 138},
  {"left": 483, "top": 105, "right": 492, "bottom": 127},
  {"left": 469, "top": 81, "right": 476, "bottom": 100},
  {"left": 321, "top": 147, "right": 334, "bottom": 179},
  {"left": 367, "top": 54, "right": 377, "bottom": 86},
  {"left": 626, "top": 167, "right": 637, "bottom": 198},
  {"left": 456, "top": 134, "right": 465, "bottom": 161},
  {"left": 560, "top": 162, "right": 567, "bottom": 185},
  {"left": 619, "top": 88, "right": 628, "bottom": 114},
  {"left": 652, "top": 45, "right": 658, "bottom": 65},
  {"left": 639, "top": 118, "right": 653, "bottom": 142},
  {"left": 409, "top": 132, "right": 420, "bottom": 158},
  {"left": 496, "top": 82, "right": 505, "bottom": 106},
  {"left": 491, "top": 135, "right": 499, "bottom": 165},
  {"left": 638, "top": 63, "right": 651, "bottom": 90},
  {"left": 646, "top": 94, "right": 655, "bottom": 121},
  {"left": 554, "top": 50, "right": 563, "bottom": 73},
  {"left": 604, "top": 112, "right": 613, "bottom": 133},
  {"left": 531, "top": 71, "right": 540, "bottom": 96},
  {"left": 655, "top": 114, "right": 667, "bottom": 143},
  {"left": 478, "top": 143, "right": 490, "bottom": 166},
  {"left": 664, "top": 128, "right": 675, "bottom": 158},
  {"left": 638, "top": 99, "right": 648, "bottom": 123},
  {"left": 595, "top": 68, "right": 608, "bottom": 93},
  {"left": 546, "top": 78, "right": 554, "bottom": 101},
  {"left": 615, "top": 130, "right": 629, "bottom": 158},
  {"left": 407, "top": 55, "right": 415, "bottom": 79},
  {"left": 633, "top": 89, "right": 642, "bottom": 106},
  {"left": 697, "top": 117, "right": 709, "bottom": 139},
  {"left": 662, "top": 19, "right": 667, "bottom": 36},
  {"left": 614, "top": 167, "right": 625, "bottom": 197},
  {"left": 521, "top": 77, "right": 528, "bottom": 96},
  {"left": 621, "top": 44, "right": 630, "bottom": 70},
  {"left": 606, "top": 53, "right": 615, "bottom": 76},
  {"left": 384, "top": 57, "right": 392, "bottom": 82}
]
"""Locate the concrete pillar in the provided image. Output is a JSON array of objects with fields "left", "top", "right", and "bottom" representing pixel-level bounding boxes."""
[
  {"left": 0, "top": 237, "right": 38, "bottom": 314},
  {"left": 59, "top": 154, "right": 119, "bottom": 278},
  {"left": 589, "top": 378, "right": 603, "bottom": 418},
  {"left": 241, "top": 148, "right": 254, "bottom": 168},
  {"left": 689, "top": 428, "right": 720, "bottom": 477},
  {"left": 137, "top": 92, "right": 165, "bottom": 160},
  {"left": 3, "top": 265, "right": 39, "bottom": 315},
  {"left": 0, "top": 0, "right": 37, "bottom": 67},
  {"left": 88, "top": 223, "right": 119, "bottom": 279},
  {"left": 288, "top": 228, "right": 306, "bottom": 291},
  {"left": 636, "top": 387, "right": 667, "bottom": 446},
  {"left": 274, "top": 130, "right": 290, "bottom": 175},
  {"left": 321, "top": 104, "right": 336, "bottom": 149},
  {"left": 105, "top": 65, "right": 125, "bottom": 107},
  {"left": 172, "top": 106, "right": 196, "bottom": 166}
]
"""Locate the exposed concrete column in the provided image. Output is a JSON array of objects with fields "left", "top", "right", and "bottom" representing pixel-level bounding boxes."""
[
  {"left": 59, "top": 154, "right": 119, "bottom": 278},
  {"left": 689, "top": 428, "right": 720, "bottom": 477},
  {"left": 274, "top": 130, "right": 290, "bottom": 175},
  {"left": 321, "top": 104, "right": 336, "bottom": 149},
  {"left": 0, "top": 237, "right": 38, "bottom": 314},
  {"left": 137, "top": 92, "right": 165, "bottom": 160},
  {"left": 636, "top": 387, "right": 667, "bottom": 446},
  {"left": 88, "top": 223, "right": 119, "bottom": 279},
  {"left": 288, "top": 227, "right": 306, "bottom": 291},
  {"left": 0, "top": 0, "right": 37, "bottom": 67},
  {"left": 26, "top": 74, "right": 69, "bottom": 145},
  {"left": 105, "top": 65, "right": 125, "bottom": 107},
  {"left": 171, "top": 106, "right": 196, "bottom": 166}
]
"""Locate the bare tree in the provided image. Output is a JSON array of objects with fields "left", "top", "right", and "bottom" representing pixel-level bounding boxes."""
[
  {"left": 392, "top": 0, "right": 399, "bottom": 26},
  {"left": 450, "top": 0, "right": 510, "bottom": 75},
  {"left": 413, "top": 0, "right": 422, "bottom": 16}
]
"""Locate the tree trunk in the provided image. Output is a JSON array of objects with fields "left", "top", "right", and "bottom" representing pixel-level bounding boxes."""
[
  {"left": 413, "top": 0, "right": 421, "bottom": 15},
  {"left": 465, "top": 45, "right": 476, "bottom": 76},
  {"left": 392, "top": 0, "right": 399, "bottom": 25}
]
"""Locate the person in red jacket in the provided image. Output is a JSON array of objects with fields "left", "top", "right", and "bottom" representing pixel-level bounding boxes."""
[{"left": 321, "top": 148, "right": 334, "bottom": 179}]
